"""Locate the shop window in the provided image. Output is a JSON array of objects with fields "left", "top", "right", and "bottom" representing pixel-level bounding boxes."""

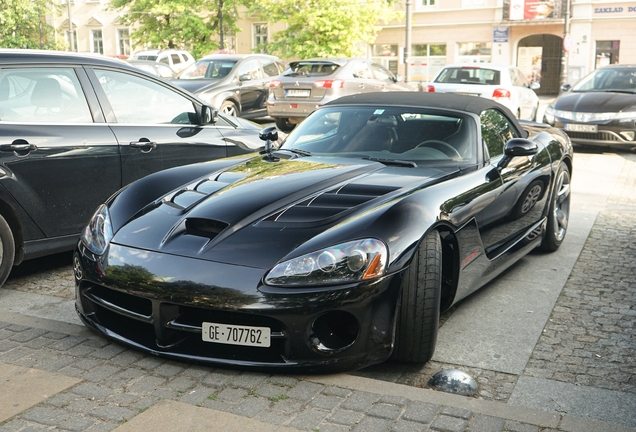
[
  {"left": 458, "top": 42, "right": 491, "bottom": 63},
  {"left": 595, "top": 41, "right": 619, "bottom": 68},
  {"left": 410, "top": 44, "right": 447, "bottom": 82}
]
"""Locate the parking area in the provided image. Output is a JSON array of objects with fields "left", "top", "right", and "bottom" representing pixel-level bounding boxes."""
[{"left": 0, "top": 148, "right": 635, "bottom": 431}]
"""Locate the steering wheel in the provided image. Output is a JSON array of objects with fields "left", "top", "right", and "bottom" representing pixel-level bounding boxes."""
[{"left": 415, "top": 140, "right": 462, "bottom": 160}]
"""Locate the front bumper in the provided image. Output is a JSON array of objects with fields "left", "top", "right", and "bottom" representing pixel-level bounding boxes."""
[
  {"left": 551, "top": 119, "right": 636, "bottom": 150},
  {"left": 74, "top": 242, "right": 403, "bottom": 373}
]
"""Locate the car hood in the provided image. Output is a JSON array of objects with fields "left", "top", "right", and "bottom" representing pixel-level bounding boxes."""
[
  {"left": 111, "top": 156, "right": 457, "bottom": 268},
  {"left": 171, "top": 79, "right": 225, "bottom": 95},
  {"left": 553, "top": 91, "right": 636, "bottom": 113}
]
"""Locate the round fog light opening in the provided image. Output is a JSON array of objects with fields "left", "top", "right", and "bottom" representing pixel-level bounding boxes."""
[{"left": 311, "top": 311, "right": 359, "bottom": 353}]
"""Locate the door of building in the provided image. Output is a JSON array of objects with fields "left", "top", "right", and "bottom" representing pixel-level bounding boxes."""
[{"left": 518, "top": 34, "right": 563, "bottom": 96}]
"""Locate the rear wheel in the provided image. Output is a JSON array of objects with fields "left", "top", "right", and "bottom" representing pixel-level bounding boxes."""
[
  {"left": 0, "top": 215, "right": 15, "bottom": 288},
  {"left": 220, "top": 100, "right": 238, "bottom": 117},
  {"left": 392, "top": 231, "right": 442, "bottom": 363},
  {"left": 540, "top": 163, "right": 571, "bottom": 251},
  {"left": 274, "top": 118, "right": 295, "bottom": 132}
]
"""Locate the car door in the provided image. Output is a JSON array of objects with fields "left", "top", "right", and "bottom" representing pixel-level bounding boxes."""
[
  {"left": 236, "top": 59, "right": 268, "bottom": 115},
  {"left": 87, "top": 67, "right": 227, "bottom": 186},
  {"left": 370, "top": 62, "right": 402, "bottom": 91},
  {"left": 348, "top": 61, "right": 377, "bottom": 95},
  {"left": 477, "top": 108, "right": 550, "bottom": 256},
  {"left": 0, "top": 65, "right": 121, "bottom": 238}
]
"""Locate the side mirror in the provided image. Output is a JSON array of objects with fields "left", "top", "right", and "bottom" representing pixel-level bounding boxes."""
[
  {"left": 201, "top": 105, "right": 218, "bottom": 124},
  {"left": 239, "top": 74, "right": 252, "bottom": 82},
  {"left": 560, "top": 84, "right": 572, "bottom": 92},
  {"left": 259, "top": 126, "right": 279, "bottom": 162},
  {"left": 395, "top": 74, "right": 404, "bottom": 83},
  {"left": 497, "top": 138, "right": 538, "bottom": 170},
  {"left": 529, "top": 81, "right": 541, "bottom": 90}
]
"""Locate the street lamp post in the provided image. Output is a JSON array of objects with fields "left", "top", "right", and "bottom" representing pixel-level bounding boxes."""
[
  {"left": 560, "top": 0, "right": 572, "bottom": 86},
  {"left": 67, "top": 0, "right": 75, "bottom": 51},
  {"left": 405, "top": 0, "right": 412, "bottom": 84},
  {"left": 218, "top": 0, "right": 224, "bottom": 50}
]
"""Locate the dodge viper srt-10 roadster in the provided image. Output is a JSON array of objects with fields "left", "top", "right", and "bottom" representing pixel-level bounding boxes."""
[{"left": 74, "top": 92, "right": 573, "bottom": 373}]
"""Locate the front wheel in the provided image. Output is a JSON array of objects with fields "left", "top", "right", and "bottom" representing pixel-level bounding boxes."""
[
  {"left": 391, "top": 231, "right": 442, "bottom": 363},
  {"left": 274, "top": 118, "right": 295, "bottom": 132},
  {"left": 540, "top": 163, "right": 571, "bottom": 251},
  {"left": 0, "top": 214, "right": 15, "bottom": 288},
  {"left": 220, "top": 100, "right": 238, "bottom": 117}
]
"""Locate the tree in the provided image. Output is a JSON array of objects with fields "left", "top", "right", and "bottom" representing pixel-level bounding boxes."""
[
  {"left": 109, "top": 0, "right": 246, "bottom": 58},
  {"left": 249, "top": 0, "right": 403, "bottom": 59},
  {"left": 0, "top": 0, "right": 63, "bottom": 49}
]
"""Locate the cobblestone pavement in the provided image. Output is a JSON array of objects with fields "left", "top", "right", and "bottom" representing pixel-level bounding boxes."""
[{"left": 0, "top": 153, "right": 635, "bottom": 431}]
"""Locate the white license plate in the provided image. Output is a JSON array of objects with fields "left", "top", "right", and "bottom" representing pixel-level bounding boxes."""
[
  {"left": 565, "top": 123, "right": 597, "bottom": 132},
  {"left": 202, "top": 322, "right": 271, "bottom": 347},
  {"left": 285, "top": 89, "right": 310, "bottom": 97}
]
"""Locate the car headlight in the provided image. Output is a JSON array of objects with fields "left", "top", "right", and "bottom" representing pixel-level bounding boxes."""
[
  {"left": 265, "top": 239, "right": 388, "bottom": 287},
  {"left": 81, "top": 204, "right": 113, "bottom": 256}
]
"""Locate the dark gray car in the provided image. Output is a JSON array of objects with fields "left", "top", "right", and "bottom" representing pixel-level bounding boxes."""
[{"left": 267, "top": 58, "right": 412, "bottom": 131}]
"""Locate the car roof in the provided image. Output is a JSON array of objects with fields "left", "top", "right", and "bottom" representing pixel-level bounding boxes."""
[
  {"left": 324, "top": 91, "right": 517, "bottom": 117},
  {"left": 199, "top": 54, "right": 279, "bottom": 61},
  {"left": 0, "top": 49, "right": 135, "bottom": 69},
  {"left": 441, "top": 63, "right": 514, "bottom": 70}
]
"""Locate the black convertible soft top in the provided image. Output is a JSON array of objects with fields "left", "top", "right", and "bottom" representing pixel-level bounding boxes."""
[{"left": 326, "top": 91, "right": 518, "bottom": 123}]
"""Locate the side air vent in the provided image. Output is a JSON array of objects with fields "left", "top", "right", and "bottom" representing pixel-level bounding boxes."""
[
  {"left": 264, "top": 183, "right": 401, "bottom": 223},
  {"left": 185, "top": 218, "right": 229, "bottom": 239}
]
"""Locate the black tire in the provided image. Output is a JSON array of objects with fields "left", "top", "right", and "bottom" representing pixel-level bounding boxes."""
[
  {"left": 0, "top": 214, "right": 15, "bottom": 288},
  {"left": 540, "top": 163, "right": 571, "bottom": 251},
  {"left": 274, "top": 118, "right": 295, "bottom": 132},
  {"left": 392, "top": 231, "right": 442, "bottom": 363},
  {"left": 220, "top": 100, "right": 238, "bottom": 117}
]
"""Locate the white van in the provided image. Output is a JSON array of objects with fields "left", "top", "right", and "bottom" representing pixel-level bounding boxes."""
[{"left": 131, "top": 49, "right": 195, "bottom": 73}]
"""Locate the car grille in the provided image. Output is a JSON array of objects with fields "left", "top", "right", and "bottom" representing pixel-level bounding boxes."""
[
  {"left": 80, "top": 284, "right": 289, "bottom": 363},
  {"left": 264, "top": 183, "right": 401, "bottom": 223},
  {"left": 565, "top": 130, "right": 625, "bottom": 142}
]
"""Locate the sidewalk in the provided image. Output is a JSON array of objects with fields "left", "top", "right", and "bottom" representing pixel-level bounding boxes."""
[{"left": 1, "top": 151, "right": 635, "bottom": 432}]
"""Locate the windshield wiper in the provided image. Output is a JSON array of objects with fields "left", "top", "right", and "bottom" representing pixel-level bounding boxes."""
[
  {"left": 363, "top": 157, "right": 417, "bottom": 167},
  {"left": 275, "top": 148, "right": 313, "bottom": 157}
]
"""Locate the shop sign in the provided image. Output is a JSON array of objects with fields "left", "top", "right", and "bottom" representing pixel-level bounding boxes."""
[
  {"left": 503, "top": 0, "right": 564, "bottom": 20},
  {"left": 593, "top": 4, "right": 636, "bottom": 14},
  {"left": 494, "top": 27, "right": 509, "bottom": 43}
]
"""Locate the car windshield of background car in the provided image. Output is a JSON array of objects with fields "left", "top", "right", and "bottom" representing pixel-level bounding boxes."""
[
  {"left": 572, "top": 67, "right": 636, "bottom": 93},
  {"left": 284, "top": 61, "right": 340, "bottom": 77},
  {"left": 435, "top": 67, "right": 500, "bottom": 85},
  {"left": 178, "top": 60, "right": 238, "bottom": 80},
  {"left": 280, "top": 106, "right": 475, "bottom": 165}
]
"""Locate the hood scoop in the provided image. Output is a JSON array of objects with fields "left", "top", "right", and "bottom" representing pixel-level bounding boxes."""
[
  {"left": 184, "top": 218, "right": 229, "bottom": 239},
  {"left": 264, "top": 183, "right": 401, "bottom": 223}
]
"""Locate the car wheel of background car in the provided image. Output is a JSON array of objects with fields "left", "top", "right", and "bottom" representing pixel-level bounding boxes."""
[
  {"left": 513, "top": 180, "right": 543, "bottom": 219},
  {"left": 540, "top": 163, "right": 571, "bottom": 251},
  {"left": 392, "top": 230, "right": 442, "bottom": 363},
  {"left": 416, "top": 140, "right": 462, "bottom": 160},
  {"left": 0, "top": 215, "right": 15, "bottom": 288},
  {"left": 274, "top": 118, "right": 295, "bottom": 133},
  {"left": 220, "top": 100, "right": 238, "bottom": 117}
]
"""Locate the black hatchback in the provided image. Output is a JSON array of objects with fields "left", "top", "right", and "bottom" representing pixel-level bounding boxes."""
[{"left": 0, "top": 49, "right": 264, "bottom": 287}]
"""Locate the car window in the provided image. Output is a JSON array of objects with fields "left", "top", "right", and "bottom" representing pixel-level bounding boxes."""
[
  {"left": 171, "top": 54, "right": 182, "bottom": 66},
  {"left": 285, "top": 62, "right": 339, "bottom": 77},
  {"left": 0, "top": 67, "right": 93, "bottom": 123},
  {"left": 93, "top": 69, "right": 197, "bottom": 124},
  {"left": 435, "top": 67, "right": 500, "bottom": 85},
  {"left": 514, "top": 68, "right": 528, "bottom": 86},
  {"left": 480, "top": 108, "right": 519, "bottom": 159},
  {"left": 158, "top": 56, "right": 170, "bottom": 66},
  {"left": 370, "top": 63, "right": 394, "bottom": 81},
  {"left": 237, "top": 60, "right": 263, "bottom": 81},
  {"left": 262, "top": 59, "right": 281, "bottom": 77},
  {"left": 353, "top": 63, "right": 373, "bottom": 79},
  {"left": 155, "top": 64, "right": 175, "bottom": 78}
]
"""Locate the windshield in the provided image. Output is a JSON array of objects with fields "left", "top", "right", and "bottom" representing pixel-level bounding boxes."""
[
  {"left": 279, "top": 106, "right": 477, "bottom": 166},
  {"left": 178, "top": 59, "right": 238, "bottom": 80},
  {"left": 572, "top": 67, "right": 636, "bottom": 93},
  {"left": 434, "top": 67, "right": 500, "bottom": 85}
]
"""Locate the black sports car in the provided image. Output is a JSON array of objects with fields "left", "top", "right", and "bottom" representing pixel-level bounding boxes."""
[
  {"left": 74, "top": 92, "right": 573, "bottom": 373},
  {"left": 542, "top": 64, "right": 636, "bottom": 151}
]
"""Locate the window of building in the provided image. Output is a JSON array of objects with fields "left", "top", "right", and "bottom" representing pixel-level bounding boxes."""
[
  {"left": 91, "top": 29, "right": 104, "bottom": 54},
  {"left": 419, "top": 0, "right": 435, "bottom": 6},
  {"left": 410, "top": 44, "right": 446, "bottom": 82},
  {"left": 595, "top": 41, "right": 620, "bottom": 68},
  {"left": 372, "top": 44, "right": 399, "bottom": 74},
  {"left": 254, "top": 23, "right": 268, "bottom": 51},
  {"left": 65, "top": 30, "right": 78, "bottom": 51},
  {"left": 117, "top": 29, "right": 131, "bottom": 57},
  {"left": 457, "top": 42, "right": 491, "bottom": 63}
]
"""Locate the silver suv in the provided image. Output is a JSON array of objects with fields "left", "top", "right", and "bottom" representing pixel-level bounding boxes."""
[{"left": 131, "top": 49, "right": 195, "bottom": 73}]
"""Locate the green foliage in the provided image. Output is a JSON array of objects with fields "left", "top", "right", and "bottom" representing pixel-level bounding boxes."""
[
  {"left": 249, "top": 0, "right": 402, "bottom": 58},
  {"left": 0, "top": 0, "right": 65, "bottom": 49},
  {"left": 108, "top": 0, "right": 247, "bottom": 58}
]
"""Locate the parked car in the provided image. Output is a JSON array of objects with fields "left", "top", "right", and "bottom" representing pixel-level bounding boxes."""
[
  {"left": 267, "top": 58, "right": 412, "bottom": 132},
  {"left": 425, "top": 63, "right": 541, "bottom": 121},
  {"left": 171, "top": 54, "right": 287, "bottom": 119},
  {"left": 74, "top": 92, "right": 573, "bottom": 373},
  {"left": 0, "top": 49, "right": 266, "bottom": 288},
  {"left": 128, "top": 60, "right": 176, "bottom": 79},
  {"left": 130, "top": 49, "right": 195, "bottom": 73},
  {"left": 542, "top": 64, "right": 636, "bottom": 151}
]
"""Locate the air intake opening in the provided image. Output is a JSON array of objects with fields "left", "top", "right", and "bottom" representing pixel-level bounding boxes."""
[
  {"left": 310, "top": 311, "right": 358, "bottom": 353},
  {"left": 185, "top": 218, "right": 229, "bottom": 239}
]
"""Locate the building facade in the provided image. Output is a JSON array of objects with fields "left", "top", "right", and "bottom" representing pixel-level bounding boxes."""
[{"left": 53, "top": 0, "right": 635, "bottom": 96}]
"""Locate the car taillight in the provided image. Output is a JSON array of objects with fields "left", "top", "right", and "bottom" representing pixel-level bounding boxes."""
[
  {"left": 269, "top": 80, "right": 282, "bottom": 88},
  {"left": 492, "top": 88, "right": 511, "bottom": 99},
  {"left": 425, "top": 85, "right": 435, "bottom": 92},
  {"left": 314, "top": 79, "right": 345, "bottom": 89}
]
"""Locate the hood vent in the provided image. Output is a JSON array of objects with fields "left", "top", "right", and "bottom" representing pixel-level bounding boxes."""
[
  {"left": 264, "top": 183, "right": 401, "bottom": 224},
  {"left": 185, "top": 218, "right": 229, "bottom": 239}
]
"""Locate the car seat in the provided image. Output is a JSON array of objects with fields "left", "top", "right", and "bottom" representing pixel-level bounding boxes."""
[{"left": 31, "top": 78, "right": 63, "bottom": 114}]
